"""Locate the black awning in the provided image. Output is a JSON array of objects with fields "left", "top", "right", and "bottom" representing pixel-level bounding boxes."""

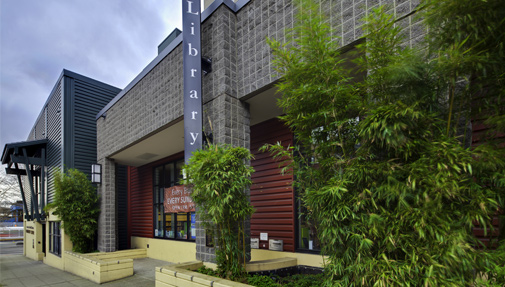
[
  {"left": 2, "top": 139, "right": 48, "bottom": 165},
  {"left": 2, "top": 139, "right": 48, "bottom": 221}
]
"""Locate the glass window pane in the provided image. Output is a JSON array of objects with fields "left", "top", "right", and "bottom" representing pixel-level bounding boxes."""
[
  {"left": 165, "top": 213, "right": 175, "bottom": 238},
  {"left": 190, "top": 212, "right": 196, "bottom": 240},
  {"left": 152, "top": 159, "right": 194, "bottom": 241},
  {"left": 165, "top": 163, "right": 175, "bottom": 187},
  {"left": 297, "top": 200, "right": 320, "bottom": 251},
  {"left": 175, "top": 160, "right": 185, "bottom": 185},
  {"left": 176, "top": 213, "right": 188, "bottom": 239},
  {"left": 154, "top": 166, "right": 163, "bottom": 186},
  {"left": 49, "top": 223, "right": 53, "bottom": 252},
  {"left": 298, "top": 215, "right": 320, "bottom": 250},
  {"left": 57, "top": 222, "right": 61, "bottom": 255},
  {"left": 158, "top": 187, "right": 164, "bottom": 204},
  {"left": 155, "top": 206, "right": 163, "bottom": 237}
]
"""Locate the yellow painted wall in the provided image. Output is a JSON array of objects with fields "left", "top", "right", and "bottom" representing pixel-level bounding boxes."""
[
  {"left": 251, "top": 249, "right": 327, "bottom": 268},
  {"left": 24, "top": 220, "right": 44, "bottom": 261},
  {"left": 130, "top": 236, "right": 324, "bottom": 268},
  {"left": 43, "top": 210, "right": 72, "bottom": 270},
  {"left": 131, "top": 236, "right": 196, "bottom": 263}
]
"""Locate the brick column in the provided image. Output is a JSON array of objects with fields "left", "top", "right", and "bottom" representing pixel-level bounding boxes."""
[
  {"left": 196, "top": 2, "right": 251, "bottom": 263},
  {"left": 97, "top": 157, "right": 117, "bottom": 252},
  {"left": 195, "top": 93, "right": 251, "bottom": 263}
]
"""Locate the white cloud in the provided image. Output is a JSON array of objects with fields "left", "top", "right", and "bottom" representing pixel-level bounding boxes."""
[{"left": 0, "top": 0, "right": 181, "bottom": 147}]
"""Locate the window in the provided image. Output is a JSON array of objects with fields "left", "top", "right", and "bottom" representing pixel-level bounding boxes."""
[
  {"left": 153, "top": 160, "right": 196, "bottom": 241},
  {"left": 49, "top": 221, "right": 61, "bottom": 256},
  {"left": 296, "top": 199, "right": 321, "bottom": 252}
]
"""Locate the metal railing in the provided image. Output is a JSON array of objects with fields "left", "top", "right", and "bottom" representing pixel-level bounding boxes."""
[{"left": 0, "top": 226, "right": 24, "bottom": 240}]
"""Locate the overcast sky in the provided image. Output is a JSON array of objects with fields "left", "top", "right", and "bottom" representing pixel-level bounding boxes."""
[{"left": 0, "top": 0, "right": 184, "bottom": 149}]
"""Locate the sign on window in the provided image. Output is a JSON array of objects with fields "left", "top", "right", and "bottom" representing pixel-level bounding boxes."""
[{"left": 164, "top": 185, "right": 195, "bottom": 213}]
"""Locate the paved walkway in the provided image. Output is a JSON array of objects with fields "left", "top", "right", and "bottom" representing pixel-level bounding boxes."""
[{"left": 0, "top": 254, "right": 173, "bottom": 287}]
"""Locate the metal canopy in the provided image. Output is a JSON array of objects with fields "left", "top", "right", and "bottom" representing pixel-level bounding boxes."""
[{"left": 2, "top": 139, "right": 48, "bottom": 222}]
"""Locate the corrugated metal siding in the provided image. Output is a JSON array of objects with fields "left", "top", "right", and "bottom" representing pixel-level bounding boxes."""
[
  {"left": 34, "top": 109, "right": 46, "bottom": 140},
  {"left": 72, "top": 78, "right": 118, "bottom": 175},
  {"left": 46, "top": 79, "right": 63, "bottom": 204},
  {"left": 116, "top": 164, "right": 129, "bottom": 250},
  {"left": 20, "top": 71, "right": 120, "bottom": 213},
  {"left": 23, "top": 78, "right": 62, "bottom": 210},
  {"left": 250, "top": 118, "right": 295, "bottom": 252}
]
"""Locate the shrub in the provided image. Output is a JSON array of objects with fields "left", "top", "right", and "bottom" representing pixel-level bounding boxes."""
[
  {"left": 247, "top": 275, "right": 280, "bottom": 287},
  {"left": 46, "top": 168, "right": 99, "bottom": 253},
  {"left": 183, "top": 144, "right": 255, "bottom": 281},
  {"left": 267, "top": 0, "right": 505, "bottom": 285},
  {"left": 196, "top": 266, "right": 218, "bottom": 277}
]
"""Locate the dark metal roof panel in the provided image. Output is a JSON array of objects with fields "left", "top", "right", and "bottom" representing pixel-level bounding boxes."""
[
  {"left": 72, "top": 77, "right": 119, "bottom": 175},
  {"left": 2, "top": 139, "right": 48, "bottom": 164}
]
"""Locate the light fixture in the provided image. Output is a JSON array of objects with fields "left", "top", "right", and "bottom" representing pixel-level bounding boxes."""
[{"left": 91, "top": 164, "right": 102, "bottom": 184}]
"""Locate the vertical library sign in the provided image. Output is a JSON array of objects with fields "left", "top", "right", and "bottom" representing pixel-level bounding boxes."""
[{"left": 183, "top": 0, "right": 202, "bottom": 163}]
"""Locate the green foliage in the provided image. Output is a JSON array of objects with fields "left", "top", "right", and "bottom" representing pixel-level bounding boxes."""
[
  {"left": 267, "top": 0, "right": 505, "bottom": 286},
  {"left": 45, "top": 168, "right": 99, "bottom": 253},
  {"left": 183, "top": 144, "right": 255, "bottom": 281},
  {"left": 196, "top": 265, "right": 218, "bottom": 277},
  {"left": 248, "top": 275, "right": 280, "bottom": 287},
  {"left": 475, "top": 241, "right": 505, "bottom": 286},
  {"left": 247, "top": 274, "right": 325, "bottom": 287},
  {"left": 278, "top": 273, "right": 325, "bottom": 287}
]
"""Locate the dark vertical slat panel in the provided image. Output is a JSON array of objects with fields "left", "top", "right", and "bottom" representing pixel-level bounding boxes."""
[
  {"left": 127, "top": 166, "right": 132, "bottom": 248},
  {"left": 116, "top": 164, "right": 128, "bottom": 250},
  {"left": 250, "top": 118, "right": 295, "bottom": 252},
  {"left": 24, "top": 78, "right": 62, "bottom": 208},
  {"left": 23, "top": 72, "right": 120, "bottom": 213},
  {"left": 46, "top": 79, "right": 63, "bottom": 204},
  {"left": 72, "top": 78, "right": 119, "bottom": 177}
]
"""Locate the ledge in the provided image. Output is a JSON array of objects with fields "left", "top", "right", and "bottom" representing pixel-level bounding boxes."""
[
  {"left": 156, "top": 261, "right": 251, "bottom": 287},
  {"left": 64, "top": 249, "right": 147, "bottom": 284},
  {"left": 155, "top": 257, "right": 298, "bottom": 287},
  {"left": 245, "top": 257, "right": 297, "bottom": 273}
]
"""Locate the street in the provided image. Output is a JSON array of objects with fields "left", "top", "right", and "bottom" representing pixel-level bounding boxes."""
[{"left": 0, "top": 240, "right": 23, "bottom": 255}]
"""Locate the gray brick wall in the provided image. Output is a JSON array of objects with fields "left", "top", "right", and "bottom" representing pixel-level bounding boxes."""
[
  {"left": 97, "top": 158, "right": 117, "bottom": 252},
  {"left": 199, "top": 4, "right": 251, "bottom": 262},
  {"left": 235, "top": 0, "right": 424, "bottom": 99},
  {"left": 197, "top": 93, "right": 251, "bottom": 262},
  {"left": 95, "top": 0, "right": 425, "bottom": 256},
  {"left": 96, "top": 45, "right": 184, "bottom": 162},
  {"left": 202, "top": 5, "right": 238, "bottom": 103},
  {"left": 96, "top": 0, "right": 425, "bottom": 169}
]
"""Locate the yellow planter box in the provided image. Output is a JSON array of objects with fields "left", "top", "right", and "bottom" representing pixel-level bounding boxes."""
[
  {"left": 156, "top": 261, "right": 251, "bottom": 287},
  {"left": 64, "top": 249, "right": 147, "bottom": 283}
]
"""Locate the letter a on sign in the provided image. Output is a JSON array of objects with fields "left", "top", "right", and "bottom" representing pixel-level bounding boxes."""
[{"left": 183, "top": 0, "right": 202, "bottom": 163}]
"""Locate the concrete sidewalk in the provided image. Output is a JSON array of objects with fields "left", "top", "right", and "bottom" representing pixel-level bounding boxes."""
[{"left": 0, "top": 254, "right": 173, "bottom": 287}]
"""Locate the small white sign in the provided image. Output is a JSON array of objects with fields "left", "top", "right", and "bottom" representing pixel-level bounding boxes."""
[
  {"left": 251, "top": 238, "right": 259, "bottom": 249},
  {"left": 269, "top": 239, "right": 283, "bottom": 251},
  {"left": 260, "top": 233, "right": 268, "bottom": 241}
]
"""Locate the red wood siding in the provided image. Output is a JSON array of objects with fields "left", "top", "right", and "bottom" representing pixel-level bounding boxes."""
[
  {"left": 128, "top": 165, "right": 154, "bottom": 238},
  {"left": 250, "top": 118, "right": 295, "bottom": 252},
  {"left": 127, "top": 152, "right": 184, "bottom": 239}
]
